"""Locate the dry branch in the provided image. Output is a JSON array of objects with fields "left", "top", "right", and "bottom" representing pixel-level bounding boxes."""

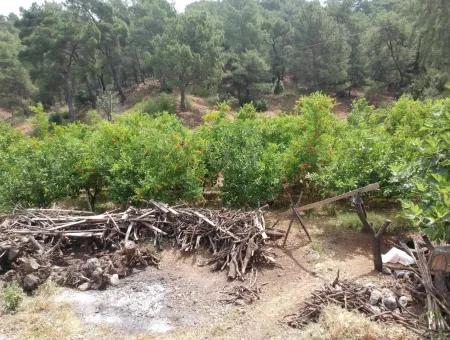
[
  {"left": 284, "top": 276, "right": 428, "bottom": 336},
  {"left": 0, "top": 203, "right": 283, "bottom": 291}
]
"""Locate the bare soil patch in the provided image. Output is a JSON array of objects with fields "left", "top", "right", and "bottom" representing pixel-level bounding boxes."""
[{"left": 1, "top": 212, "right": 417, "bottom": 339}]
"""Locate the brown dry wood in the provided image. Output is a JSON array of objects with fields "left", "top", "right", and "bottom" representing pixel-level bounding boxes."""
[
  {"left": 284, "top": 277, "right": 427, "bottom": 334},
  {"left": 0, "top": 203, "right": 284, "bottom": 290},
  {"left": 296, "top": 183, "right": 380, "bottom": 212}
]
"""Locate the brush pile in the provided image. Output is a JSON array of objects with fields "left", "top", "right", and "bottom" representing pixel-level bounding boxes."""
[
  {"left": 396, "top": 239, "right": 450, "bottom": 334},
  {"left": 0, "top": 202, "right": 283, "bottom": 291},
  {"left": 284, "top": 275, "right": 427, "bottom": 336}
]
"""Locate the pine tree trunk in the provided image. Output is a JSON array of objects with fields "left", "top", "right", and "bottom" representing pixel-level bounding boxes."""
[
  {"left": 63, "top": 72, "right": 76, "bottom": 121},
  {"left": 180, "top": 85, "right": 186, "bottom": 111},
  {"left": 98, "top": 73, "right": 106, "bottom": 92},
  {"left": 108, "top": 59, "right": 126, "bottom": 104}
]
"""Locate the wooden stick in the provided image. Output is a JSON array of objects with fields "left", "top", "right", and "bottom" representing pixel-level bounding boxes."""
[{"left": 296, "top": 183, "right": 379, "bottom": 212}]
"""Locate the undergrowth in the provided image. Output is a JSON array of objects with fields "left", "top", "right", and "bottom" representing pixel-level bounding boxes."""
[
  {"left": 1, "top": 282, "right": 24, "bottom": 312},
  {"left": 300, "top": 305, "right": 410, "bottom": 339}
]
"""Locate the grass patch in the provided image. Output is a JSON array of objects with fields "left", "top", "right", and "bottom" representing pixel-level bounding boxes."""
[
  {"left": 300, "top": 305, "right": 410, "bottom": 339},
  {"left": 311, "top": 241, "right": 325, "bottom": 256},
  {"left": 335, "top": 210, "right": 413, "bottom": 233},
  {"left": 142, "top": 93, "right": 177, "bottom": 115},
  {"left": 0, "top": 281, "right": 88, "bottom": 339},
  {"left": 1, "top": 283, "right": 24, "bottom": 312}
]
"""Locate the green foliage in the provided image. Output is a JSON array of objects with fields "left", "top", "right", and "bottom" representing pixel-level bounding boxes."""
[
  {"left": 237, "top": 103, "right": 257, "bottom": 120},
  {"left": 274, "top": 81, "right": 284, "bottom": 95},
  {"left": 0, "top": 92, "right": 448, "bottom": 241},
  {"left": 392, "top": 99, "right": 450, "bottom": 241},
  {"left": 290, "top": 1, "right": 350, "bottom": 90},
  {"left": 152, "top": 10, "right": 223, "bottom": 110},
  {"left": 142, "top": 94, "right": 177, "bottom": 115},
  {"left": 253, "top": 99, "right": 268, "bottom": 112},
  {"left": 1, "top": 283, "right": 24, "bottom": 312},
  {"left": 30, "top": 103, "right": 49, "bottom": 139},
  {"left": 104, "top": 113, "right": 204, "bottom": 204},
  {"left": 0, "top": 17, "right": 34, "bottom": 111},
  {"left": 198, "top": 118, "right": 286, "bottom": 206}
]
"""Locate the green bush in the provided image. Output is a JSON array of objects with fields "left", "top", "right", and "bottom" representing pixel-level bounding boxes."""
[
  {"left": 253, "top": 98, "right": 268, "bottom": 112},
  {"left": 274, "top": 81, "right": 284, "bottom": 95},
  {"left": 0, "top": 93, "right": 447, "bottom": 240},
  {"left": 198, "top": 118, "right": 286, "bottom": 206},
  {"left": 237, "top": 102, "right": 257, "bottom": 120},
  {"left": 30, "top": 103, "right": 49, "bottom": 138},
  {"left": 95, "top": 113, "right": 204, "bottom": 205},
  {"left": 1, "top": 283, "right": 24, "bottom": 312},
  {"left": 142, "top": 93, "right": 177, "bottom": 115},
  {"left": 392, "top": 98, "right": 450, "bottom": 241}
]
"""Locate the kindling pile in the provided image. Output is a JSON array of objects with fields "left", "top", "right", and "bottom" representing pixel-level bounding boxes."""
[{"left": 0, "top": 202, "right": 283, "bottom": 291}]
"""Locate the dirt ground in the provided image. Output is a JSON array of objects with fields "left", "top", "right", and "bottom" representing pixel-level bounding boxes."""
[{"left": 1, "top": 212, "right": 411, "bottom": 339}]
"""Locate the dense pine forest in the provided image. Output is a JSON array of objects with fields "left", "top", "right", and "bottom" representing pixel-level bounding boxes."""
[
  {"left": 1, "top": 0, "right": 449, "bottom": 116},
  {"left": 0, "top": 0, "right": 449, "bottom": 241}
]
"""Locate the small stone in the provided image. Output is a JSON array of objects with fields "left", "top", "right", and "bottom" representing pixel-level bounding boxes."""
[
  {"left": 20, "top": 257, "right": 40, "bottom": 273},
  {"left": 398, "top": 296, "right": 409, "bottom": 308},
  {"left": 370, "top": 305, "right": 381, "bottom": 314},
  {"left": 364, "top": 283, "right": 376, "bottom": 293},
  {"left": 3, "top": 270, "right": 16, "bottom": 282},
  {"left": 306, "top": 250, "right": 320, "bottom": 262},
  {"left": 394, "top": 270, "right": 412, "bottom": 280},
  {"left": 382, "top": 267, "right": 392, "bottom": 275},
  {"left": 381, "top": 288, "right": 398, "bottom": 310},
  {"left": 370, "top": 289, "right": 382, "bottom": 305},
  {"left": 85, "top": 258, "right": 101, "bottom": 271},
  {"left": 109, "top": 274, "right": 120, "bottom": 286},
  {"left": 22, "top": 273, "right": 40, "bottom": 291},
  {"left": 7, "top": 248, "right": 19, "bottom": 262},
  {"left": 381, "top": 288, "right": 396, "bottom": 298},
  {"left": 78, "top": 282, "right": 90, "bottom": 291},
  {"left": 383, "top": 296, "right": 397, "bottom": 310}
]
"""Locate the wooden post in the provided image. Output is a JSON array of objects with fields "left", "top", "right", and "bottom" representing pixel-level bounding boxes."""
[{"left": 283, "top": 192, "right": 310, "bottom": 247}]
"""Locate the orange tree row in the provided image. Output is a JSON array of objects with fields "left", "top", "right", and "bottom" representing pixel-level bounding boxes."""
[{"left": 0, "top": 93, "right": 448, "bottom": 240}]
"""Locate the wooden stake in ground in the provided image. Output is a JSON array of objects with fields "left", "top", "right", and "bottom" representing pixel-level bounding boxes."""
[
  {"left": 352, "top": 194, "right": 391, "bottom": 272},
  {"left": 283, "top": 183, "right": 380, "bottom": 247},
  {"left": 282, "top": 192, "right": 312, "bottom": 247}
]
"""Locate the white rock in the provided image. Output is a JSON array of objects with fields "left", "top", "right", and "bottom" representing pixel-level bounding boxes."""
[
  {"left": 364, "top": 283, "right": 376, "bottom": 293},
  {"left": 382, "top": 267, "right": 392, "bottom": 275},
  {"left": 370, "top": 305, "right": 381, "bottom": 314},
  {"left": 370, "top": 289, "right": 382, "bottom": 305},
  {"left": 78, "top": 282, "right": 91, "bottom": 291},
  {"left": 109, "top": 274, "right": 120, "bottom": 286},
  {"left": 398, "top": 296, "right": 409, "bottom": 308}
]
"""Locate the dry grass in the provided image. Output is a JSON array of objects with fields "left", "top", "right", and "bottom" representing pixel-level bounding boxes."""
[
  {"left": 299, "top": 305, "right": 413, "bottom": 340},
  {"left": 0, "top": 281, "right": 86, "bottom": 340}
]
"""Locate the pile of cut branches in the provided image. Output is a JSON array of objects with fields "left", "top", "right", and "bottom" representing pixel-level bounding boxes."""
[
  {"left": 0, "top": 202, "right": 283, "bottom": 291},
  {"left": 397, "top": 239, "right": 450, "bottom": 333},
  {"left": 284, "top": 276, "right": 428, "bottom": 336}
]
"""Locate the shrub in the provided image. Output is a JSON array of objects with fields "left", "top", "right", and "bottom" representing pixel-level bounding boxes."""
[
  {"left": 274, "top": 81, "right": 284, "bottom": 95},
  {"left": 48, "top": 112, "right": 66, "bottom": 125},
  {"left": 85, "top": 109, "right": 102, "bottom": 125},
  {"left": 142, "top": 93, "right": 177, "bottom": 115},
  {"left": 253, "top": 98, "right": 268, "bottom": 112},
  {"left": 237, "top": 102, "right": 257, "bottom": 120},
  {"left": 101, "top": 113, "right": 204, "bottom": 204},
  {"left": 1, "top": 283, "right": 24, "bottom": 312},
  {"left": 393, "top": 98, "right": 450, "bottom": 241},
  {"left": 30, "top": 103, "right": 49, "bottom": 138}
]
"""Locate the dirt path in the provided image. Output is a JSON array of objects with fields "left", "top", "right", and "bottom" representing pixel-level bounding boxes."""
[
  {"left": 1, "top": 213, "right": 400, "bottom": 339},
  {"left": 52, "top": 214, "right": 394, "bottom": 339}
]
